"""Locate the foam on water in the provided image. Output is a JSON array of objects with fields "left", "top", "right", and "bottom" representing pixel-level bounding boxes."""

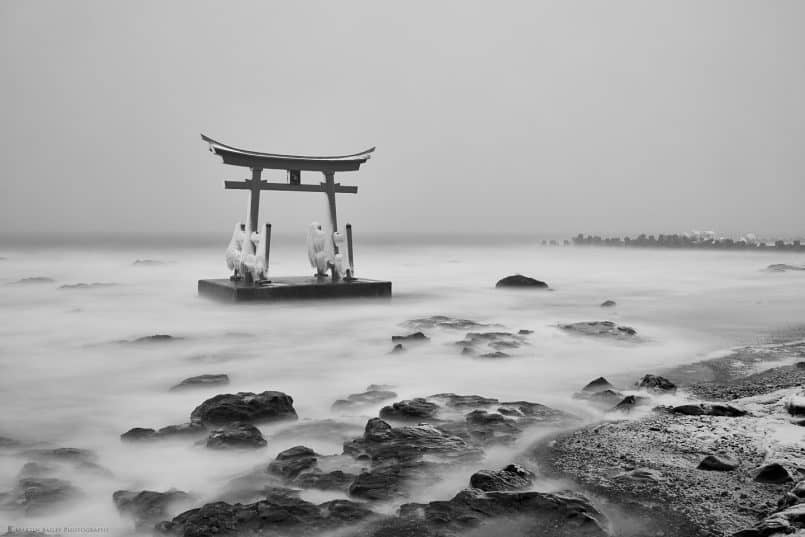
[{"left": 1, "top": 236, "right": 804, "bottom": 532}]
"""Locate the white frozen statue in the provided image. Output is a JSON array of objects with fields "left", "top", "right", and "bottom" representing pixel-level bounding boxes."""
[
  {"left": 332, "top": 231, "right": 352, "bottom": 279},
  {"left": 225, "top": 222, "right": 245, "bottom": 276},
  {"left": 306, "top": 222, "right": 330, "bottom": 277},
  {"left": 242, "top": 228, "right": 268, "bottom": 281}
]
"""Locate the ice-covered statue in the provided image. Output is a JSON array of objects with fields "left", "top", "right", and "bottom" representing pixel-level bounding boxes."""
[
  {"left": 225, "top": 222, "right": 245, "bottom": 278},
  {"left": 307, "top": 222, "right": 330, "bottom": 277},
  {"left": 241, "top": 227, "right": 268, "bottom": 281},
  {"left": 332, "top": 231, "right": 352, "bottom": 279}
]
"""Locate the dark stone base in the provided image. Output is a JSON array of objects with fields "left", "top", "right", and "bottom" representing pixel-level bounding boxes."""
[{"left": 198, "top": 276, "right": 392, "bottom": 302}]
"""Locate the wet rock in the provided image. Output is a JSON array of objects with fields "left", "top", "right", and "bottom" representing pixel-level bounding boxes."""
[
  {"left": 59, "top": 282, "right": 116, "bottom": 289},
  {"left": 17, "top": 462, "right": 53, "bottom": 478},
  {"left": 157, "top": 422, "right": 207, "bottom": 438},
  {"left": 113, "top": 489, "right": 192, "bottom": 530},
  {"left": 518, "top": 329, "right": 533, "bottom": 335},
  {"left": 429, "top": 393, "right": 499, "bottom": 408},
  {"left": 637, "top": 374, "right": 676, "bottom": 393},
  {"left": 170, "top": 374, "right": 230, "bottom": 391},
  {"left": 766, "top": 263, "right": 805, "bottom": 272},
  {"left": 23, "top": 447, "right": 96, "bottom": 465},
  {"left": 582, "top": 377, "right": 615, "bottom": 392},
  {"left": 294, "top": 469, "right": 356, "bottom": 491},
  {"left": 267, "top": 446, "right": 317, "bottom": 479},
  {"left": 796, "top": 361, "right": 805, "bottom": 369},
  {"left": 0, "top": 436, "right": 20, "bottom": 448},
  {"left": 697, "top": 454, "right": 738, "bottom": 471},
  {"left": 349, "top": 462, "right": 433, "bottom": 501},
  {"left": 129, "top": 334, "right": 180, "bottom": 344},
  {"left": 190, "top": 391, "right": 297, "bottom": 426},
  {"left": 559, "top": 321, "right": 637, "bottom": 338},
  {"left": 498, "top": 401, "right": 571, "bottom": 422},
  {"left": 391, "top": 332, "right": 429, "bottom": 342},
  {"left": 205, "top": 423, "right": 267, "bottom": 449},
  {"left": 406, "top": 316, "right": 490, "bottom": 331},
  {"left": 753, "top": 463, "right": 793, "bottom": 484},
  {"left": 343, "top": 418, "right": 479, "bottom": 463},
  {"left": 390, "top": 343, "right": 404, "bottom": 353},
  {"left": 379, "top": 398, "right": 439, "bottom": 421},
  {"left": 465, "top": 410, "right": 521, "bottom": 443},
  {"left": 576, "top": 389, "right": 624, "bottom": 407},
  {"left": 332, "top": 390, "right": 398, "bottom": 411},
  {"left": 469, "top": 464, "right": 535, "bottom": 491},
  {"left": 156, "top": 490, "right": 376, "bottom": 537},
  {"left": 495, "top": 274, "right": 549, "bottom": 288},
  {"left": 614, "top": 467, "right": 664, "bottom": 482},
  {"left": 785, "top": 393, "right": 805, "bottom": 416},
  {"left": 397, "top": 488, "right": 609, "bottom": 537},
  {"left": 121, "top": 427, "right": 158, "bottom": 442},
  {"left": 456, "top": 331, "right": 526, "bottom": 353},
  {"left": 672, "top": 403, "right": 747, "bottom": 417},
  {"left": 1, "top": 477, "right": 81, "bottom": 515},
  {"left": 600, "top": 300, "right": 616, "bottom": 307},
  {"left": 610, "top": 395, "right": 651, "bottom": 413}
]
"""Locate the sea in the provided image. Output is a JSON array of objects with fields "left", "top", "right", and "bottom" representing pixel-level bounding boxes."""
[{"left": 1, "top": 232, "right": 804, "bottom": 534}]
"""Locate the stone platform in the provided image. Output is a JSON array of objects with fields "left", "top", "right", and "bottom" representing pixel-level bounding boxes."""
[{"left": 198, "top": 276, "right": 392, "bottom": 302}]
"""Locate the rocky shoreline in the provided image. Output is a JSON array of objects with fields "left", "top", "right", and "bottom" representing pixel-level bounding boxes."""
[{"left": 538, "top": 340, "right": 805, "bottom": 537}]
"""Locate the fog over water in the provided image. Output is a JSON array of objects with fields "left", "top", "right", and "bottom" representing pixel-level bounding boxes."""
[{"left": 1, "top": 235, "right": 804, "bottom": 532}]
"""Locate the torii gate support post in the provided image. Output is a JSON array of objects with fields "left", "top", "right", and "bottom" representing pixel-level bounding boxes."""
[
  {"left": 323, "top": 170, "right": 341, "bottom": 281},
  {"left": 249, "top": 168, "right": 262, "bottom": 234}
]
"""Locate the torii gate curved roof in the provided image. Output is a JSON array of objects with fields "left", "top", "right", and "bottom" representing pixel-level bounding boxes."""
[{"left": 201, "top": 134, "right": 375, "bottom": 172}]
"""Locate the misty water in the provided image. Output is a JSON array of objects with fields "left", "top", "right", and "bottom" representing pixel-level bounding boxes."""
[{"left": 1, "top": 234, "right": 805, "bottom": 534}]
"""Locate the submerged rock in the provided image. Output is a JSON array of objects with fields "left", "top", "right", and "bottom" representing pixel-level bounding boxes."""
[
  {"left": 766, "top": 263, "right": 805, "bottom": 272},
  {"left": 559, "top": 321, "right": 637, "bottom": 338},
  {"left": 332, "top": 389, "right": 398, "bottom": 411},
  {"left": 205, "top": 423, "right": 266, "bottom": 449},
  {"left": 479, "top": 351, "right": 511, "bottom": 358},
  {"left": 697, "top": 454, "right": 738, "bottom": 472},
  {"left": 637, "top": 374, "right": 676, "bottom": 393},
  {"left": 121, "top": 427, "right": 158, "bottom": 442},
  {"left": 469, "top": 464, "right": 535, "bottom": 491},
  {"left": 122, "top": 422, "right": 207, "bottom": 442},
  {"left": 390, "top": 343, "right": 405, "bottom": 353},
  {"left": 429, "top": 393, "right": 499, "bottom": 408},
  {"left": 379, "top": 398, "right": 440, "bottom": 421},
  {"left": 113, "top": 489, "right": 192, "bottom": 530},
  {"left": 406, "top": 316, "right": 490, "bottom": 331},
  {"left": 1, "top": 477, "right": 82, "bottom": 515},
  {"left": 495, "top": 274, "right": 549, "bottom": 288},
  {"left": 59, "top": 282, "right": 116, "bottom": 290},
  {"left": 267, "top": 446, "right": 318, "bottom": 480},
  {"left": 11, "top": 277, "right": 54, "bottom": 285},
  {"left": 610, "top": 395, "right": 651, "bottom": 413},
  {"left": 600, "top": 300, "right": 616, "bottom": 307},
  {"left": 190, "top": 391, "right": 297, "bottom": 426},
  {"left": 128, "top": 334, "right": 181, "bottom": 344},
  {"left": 170, "top": 374, "right": 230, "bottom": 391}
]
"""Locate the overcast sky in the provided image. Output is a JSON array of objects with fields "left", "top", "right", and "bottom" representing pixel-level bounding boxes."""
[{"left": 2, "top": 1, "right": 803, "bottom": 237}]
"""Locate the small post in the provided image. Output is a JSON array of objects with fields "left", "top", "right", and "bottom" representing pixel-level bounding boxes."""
[
  {"left": 264, "top": 223, "right": 271, "bottom": 278},
  {"left": 346, "top": 223, "right": 355, "bottom": 279}
]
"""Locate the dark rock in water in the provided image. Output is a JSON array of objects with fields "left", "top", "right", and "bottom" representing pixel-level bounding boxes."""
[
  {"left": 113, "top": 489, "right": 192, "bottom": 530},
  {"left": 753, "top": 463, "right": 792, "bottom": 483},
  {"left": 766, "top": 263, "right": 805, "bottom": 272},
  {"left": 465, "top": 410, "right": 521, "bottom": 443},
  {"left": 574, "top": 389, "right": 623, "bottom": 407},
  {"left": 23, "top": 447, "right": 96, "bottom": 465},
  {"left": 18, "top": 462, "right": 53, "bottom": 478},
  {"left": 1, "top": 477, "right": 81, "bottom": 515},
  {"left": 391, "top": 332, "right": 429, "bottom": 342},
  {"left": 121, "top": 427, "right": 158, "bottom": 442},
  {"left": 457, "top": 331, "right": 526, "bottom": 351},
  {"left": 637, "top": 374, "right": 676, "bottom": 393},
  {"left": 672, "top": 403, "right": 747, "bottom": 417},
  {"left": 498, "top": 401, "right": 571, "bottom": 422},
  {"left": 0, "top": 436, "right": 21, "bottom": 448},
  {"left": 430, "top": 393, "right": 499, "bottom": 408},
  {"left": 390, "top": 343, "right": 405, "bottom": 354},
  {"left": 349, "top": 462, "right": 433, "bottom": 501},
  {"left": 294, "top": 469, "right": 357, "bottom": 491},
  {"left": 367, "top": 383, "right": 395, "bottom": 391},
  {"left": 267, "top": 446, "right": 318, "bottom": 479},
  {"left": 559, "top": 321, "right": 637, "bottom": 338},
  {"left": 343, "top": 418, "right": 479, "bottom": 463},
  {"left": 610, "top": 395, "right": 652, "bottom": 413},
  {"left": 156, "top": 490, "right": 376, "bottom": 537},
  {"left": 11, "top": 277, "right": 55, "bottom": 285},
  {"left": 600, "top": 300, "right": 616, "bottom": 307},
  {"left": 614, "top": 467, "right": 664, "bottom": 482},
  {"left": 190, "top": 391, "right": 297, "bottom": 426},
  {"left": 795, "top": 361, "right": 805, "bottom": 369},
  {"left": 697, "top": 454, "right": 738, "bottom": 471},
  {"left": 133, "top": 259, "right": 164, "bottom": 266},
  {"left": 495, "top": 274, "right": 549, "bottom": 288},
  {"left": 379, "top": 398, "right": 439, "bottom": 421},
  {"left": 157, "top": 422, "right": 207, "bottom": 438},
  {"left": 205, "top": 423, "right": 267, "bottom": 449},
  {"left": 582, "top": 377, "right": 615, "bottom": 392},
  {"left": 785, "top": 393, "right": 805, "bottom": 416},
  {"left": 170, "top": 374, "right": 230, "bottom": 391},
  {"left": 469, "top": 464, "right": 535, "bottom": 491},
  {"left": 518, "top": 329, "right": 533, "bottom": 335},
  {"left": 396, "top": 488, "right": 609, "bottom": 537},
  {"left": 406, "top": 316, "right": 490, "bottom": 331},
  {"left": 332, "top": 390, "right": 398, "bottom": 411},
  {"left": 479, "top": 351, "right": 511, "bottom": 358}
]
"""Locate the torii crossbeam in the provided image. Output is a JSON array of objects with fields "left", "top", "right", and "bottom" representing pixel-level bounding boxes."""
[{"left": 197, "top": 134, "right": 391, "bottom": 302}]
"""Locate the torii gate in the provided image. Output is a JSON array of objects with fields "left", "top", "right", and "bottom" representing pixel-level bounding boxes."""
[{"left": 197, "top": 134, "right": 391, "bottom": 302}]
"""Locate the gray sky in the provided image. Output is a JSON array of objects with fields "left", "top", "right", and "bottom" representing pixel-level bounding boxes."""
[{"left": 2, "top": 1, "right": 803, "bottom": 236}]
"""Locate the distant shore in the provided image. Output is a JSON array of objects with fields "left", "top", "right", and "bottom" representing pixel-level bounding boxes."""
[{"left": 564, "top": 233, "right": 805, "bottom": 252}]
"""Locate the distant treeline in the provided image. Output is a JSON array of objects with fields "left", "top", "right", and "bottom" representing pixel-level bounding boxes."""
[{"left": 567, "top": 233, "right": 805, "bottom": 251}]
